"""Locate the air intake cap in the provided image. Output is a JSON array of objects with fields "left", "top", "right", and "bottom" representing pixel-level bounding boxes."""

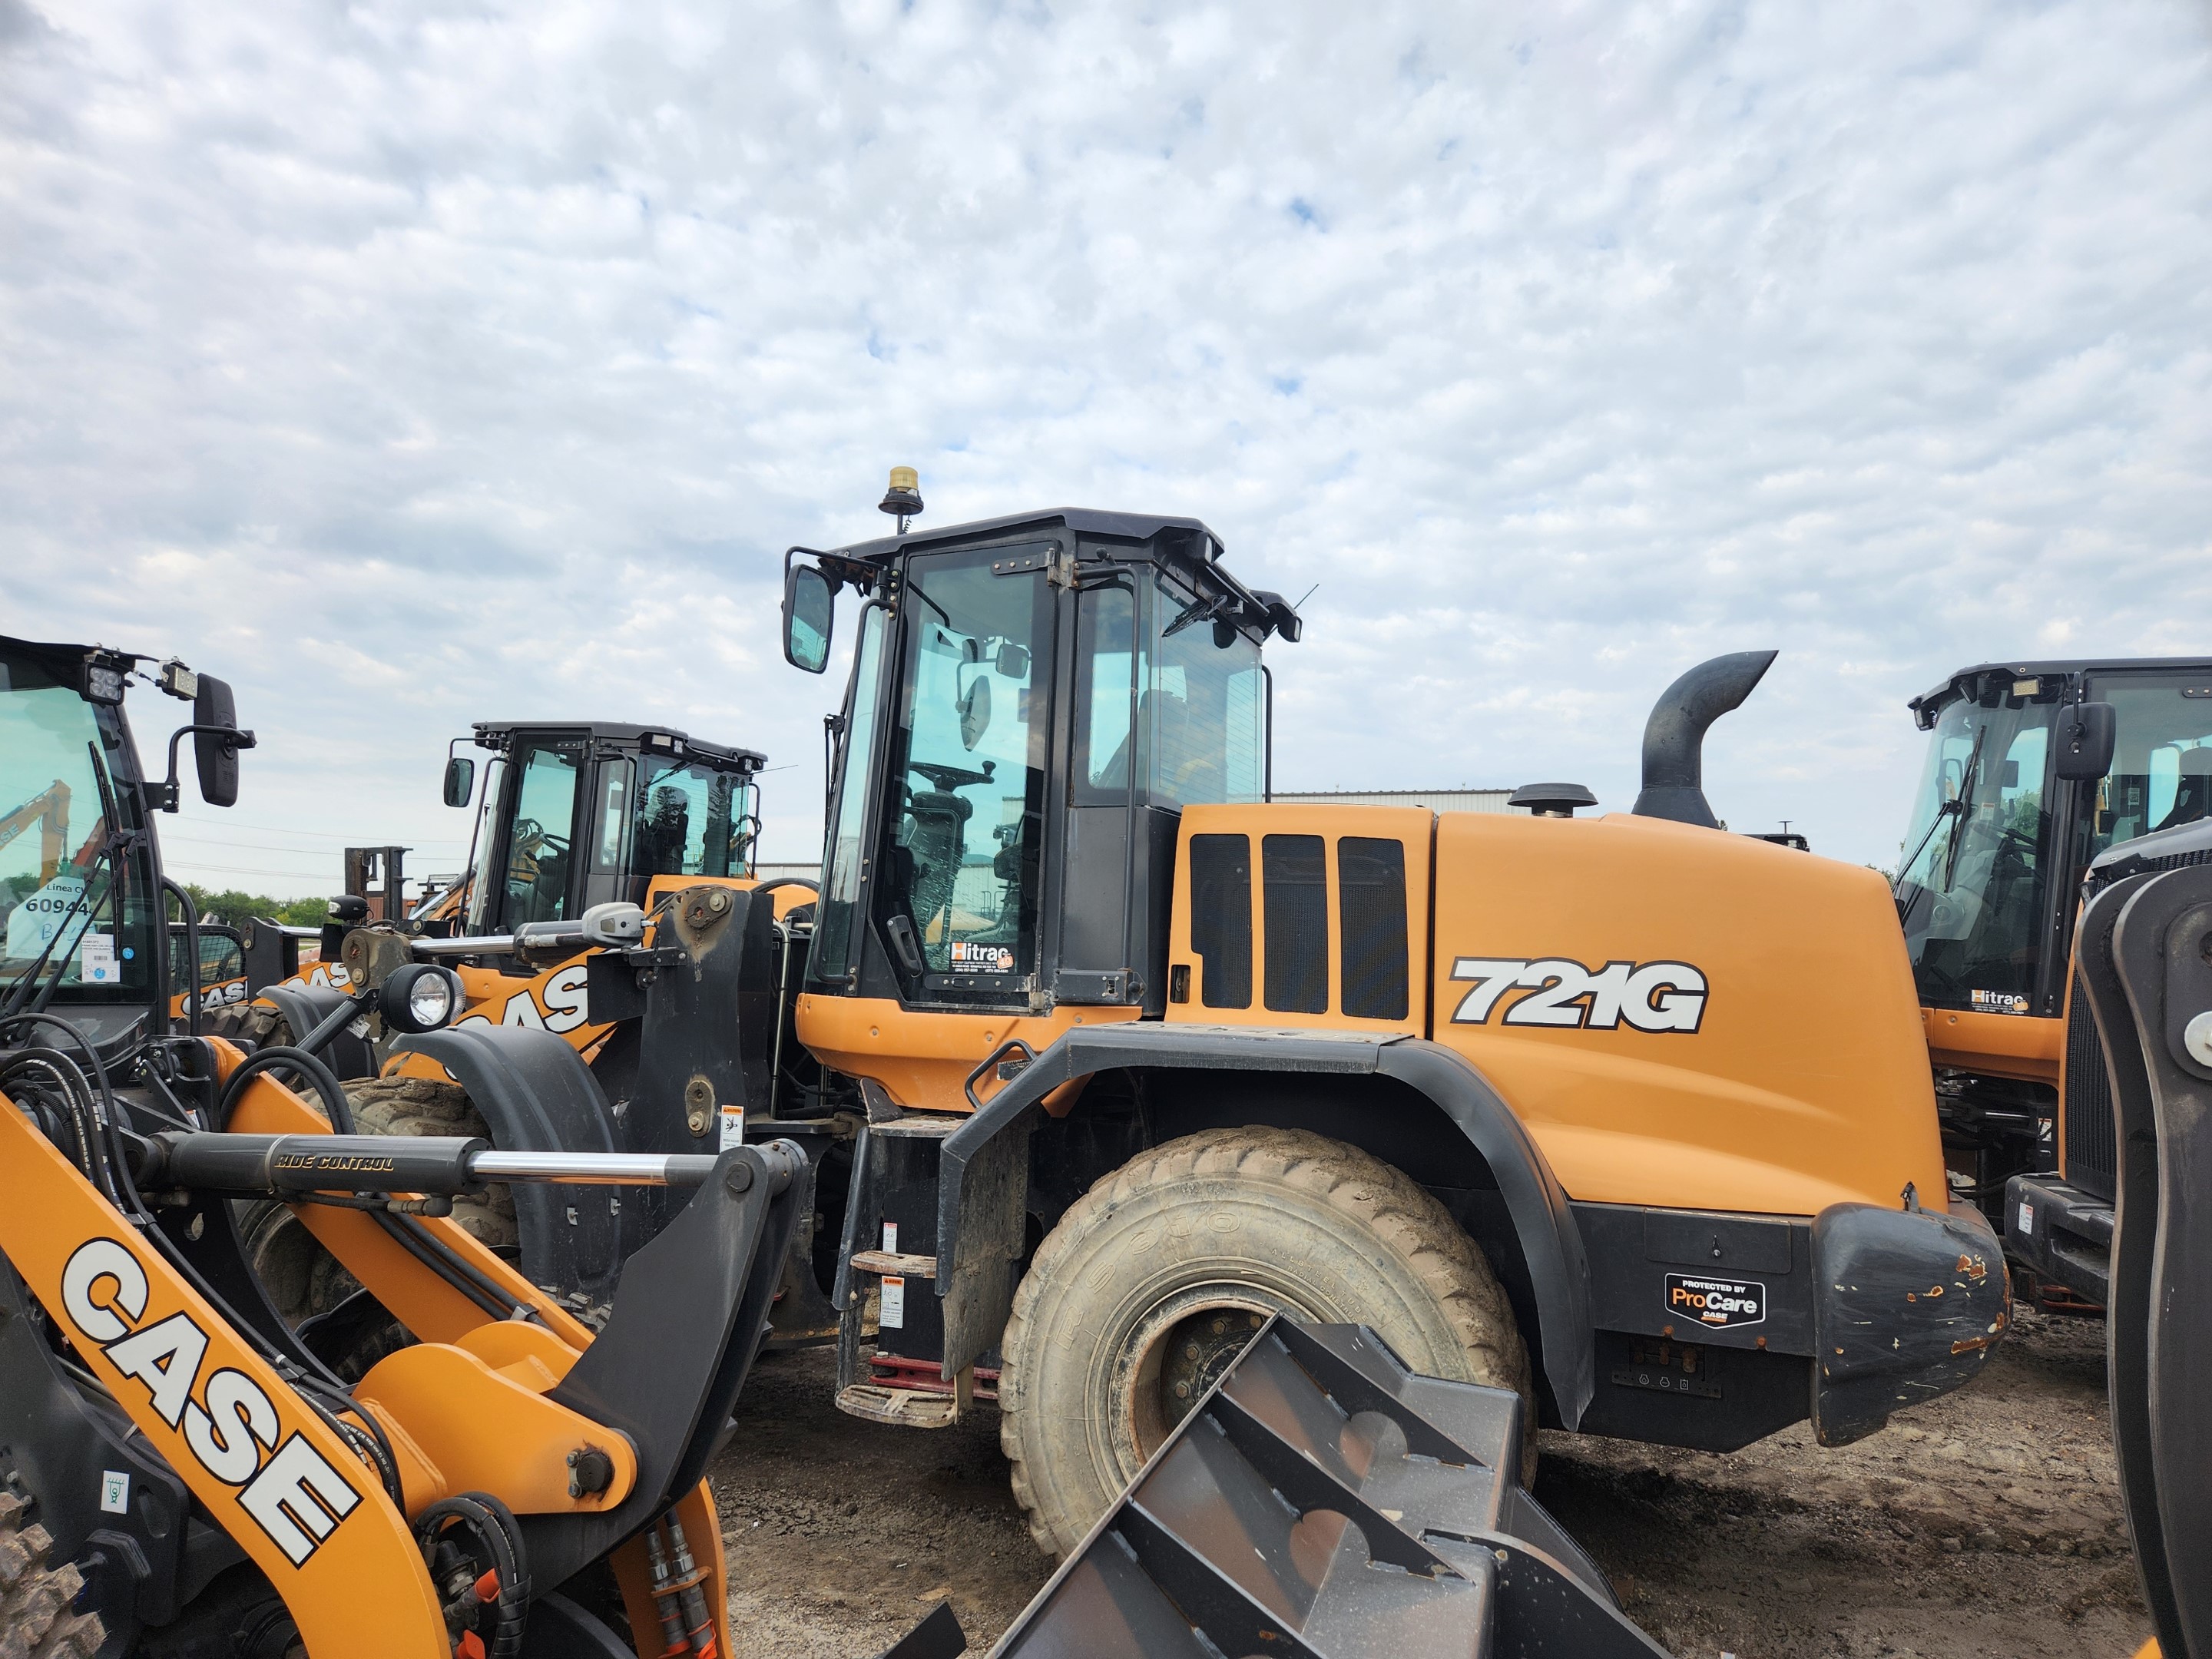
[{"left": 1509, "top": 783, "right": 1598, "bottom": 819}]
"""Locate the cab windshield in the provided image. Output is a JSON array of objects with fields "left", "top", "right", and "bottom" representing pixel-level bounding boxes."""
[
  {"left": 2078, "top": 673, "right": 2212, "bottom": 859},
  {"left": 0, "top": 646, "right": 158, "bottom": 1005},
  {"left": 629, "top": 757, "right": 757, "bottom": 883},
  {"left": 1895, "top": 698, "right": 2053, "bottom": 1008}
]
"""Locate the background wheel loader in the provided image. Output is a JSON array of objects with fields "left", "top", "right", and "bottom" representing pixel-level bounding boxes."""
[
  {"left": 198, "top": 719, "right": 836, "bottom": 1337},
  {"left": 759, "top": 485, "right": 2013, "bottom": 1559},
  {"left": 1892, "top": 657, "right": 2212, "bottom": 1309},
  {"left": 214, "top": 718, "right": 778, "bottom": 1066}
]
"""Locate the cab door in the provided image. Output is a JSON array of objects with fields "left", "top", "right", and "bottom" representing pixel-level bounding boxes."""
[
  {"left": 867, "top": 543, "right": 1058, "bottom": 1011},
  {"left": 484, "top": 731, "right": 590, "bottom": 932}
]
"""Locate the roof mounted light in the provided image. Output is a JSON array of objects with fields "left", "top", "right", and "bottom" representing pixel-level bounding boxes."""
[{"left": 879, "top": 466, "right": 924, "bottom": 535}]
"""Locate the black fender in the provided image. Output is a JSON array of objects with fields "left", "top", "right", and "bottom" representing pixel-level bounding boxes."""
[
  {"left": 389, "top": 1025, "right": 630, "bottom": 1303},
  {"left": 932, "top": 1023, "right": 1597, "bottom": 1429},
  {"left": 255, "top": 982, "right": 375, "bottom": 1080},
  {"left": 2089, "top": 862, "right": 2212, "bottom": 1654}
]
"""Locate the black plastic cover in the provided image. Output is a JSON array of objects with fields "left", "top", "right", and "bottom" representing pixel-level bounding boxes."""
[
  {"left": 2091, "top": 862, "right": 2212, "bottom": 1655},
  {"left": 1808, "top": 1200, "right": 2009, "bottom": 1445}
]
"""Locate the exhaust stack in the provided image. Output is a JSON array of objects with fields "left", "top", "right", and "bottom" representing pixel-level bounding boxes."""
[{"left": 1630, "top": 650, "right": 1778, "bottom": 829}]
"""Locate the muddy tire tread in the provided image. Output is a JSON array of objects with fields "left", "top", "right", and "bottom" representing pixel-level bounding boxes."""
[
  {"left": 203, "top": 1001, "right": 293, "bottom": 1053},
  {"left": 999, "top": 1124, "right": 1531, "bottom": 1558},
  {"left": 346, "top": 1076, "right": 518, "bottom": 1251},
  {"left": 0, "top": 1492, "right": 104, "bottom": 1659}
]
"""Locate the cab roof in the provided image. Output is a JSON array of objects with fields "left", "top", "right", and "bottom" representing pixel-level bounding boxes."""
[
  {"left": 1910, "top": 657, "right": 2212, "bottom": 730},
  {"left": 809, "top": 506, "right": 1303, "bottom": 642},
  {"left": 469, "top": 720, "right": 766, "bottom": 772}
]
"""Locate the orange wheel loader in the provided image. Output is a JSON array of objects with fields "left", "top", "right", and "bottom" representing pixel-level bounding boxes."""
[
  {"left": 0, "top": 633, "right": 950, "bottom": 1658},
  {"left": 759, "top": 482, "right": 2015, "bottom": 1558},
  {"left": 1893, "top": 657, "right": 2212, "bottom": 1307}
]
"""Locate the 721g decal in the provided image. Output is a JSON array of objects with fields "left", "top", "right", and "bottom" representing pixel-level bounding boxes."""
[{"left": 1449, "top": 956, "right": 1709, "bottom": 1033}]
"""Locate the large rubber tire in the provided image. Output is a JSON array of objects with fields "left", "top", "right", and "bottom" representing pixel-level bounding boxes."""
[
  {"left": 204, "top": 1001, "right": 293, "bottom": 1051},
  {"left": 998, "top": 1126, "right": 1532, "bottom": 1559},
  {"left": 346, "top": 1076, "right": 518, "bottom": 1256},
  {"left": 0, "top": 1490, "right": 104, "bottom": 1659},
  {"left": 243, "top": 1076, "right": 517, "bottom": 1330}
]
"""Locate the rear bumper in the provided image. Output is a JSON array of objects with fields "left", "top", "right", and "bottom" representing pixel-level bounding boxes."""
[
  {"left": 2004, "top": 1174, "right": 2112, "bottom": 1306},
  {"left": 1810, "top": 1200, "right": 2012, "bottom": 1445}
]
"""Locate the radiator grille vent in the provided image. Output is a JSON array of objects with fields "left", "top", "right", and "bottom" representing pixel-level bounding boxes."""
[
  {"left": 2062, "top": 969, "right": 2117, "bottom": 1202},
  {"left": 1260, "top": 834, "right": 1330, "bottom": 1014}
]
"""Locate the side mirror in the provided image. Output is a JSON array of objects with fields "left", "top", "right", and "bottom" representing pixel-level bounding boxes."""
[
  {"left": 193, "top": 676, "right": 243, "bottom": 808},
  {"left": 2056, "top": 702, "right": 2117, "bottom": 782},
  {"left": 995, "top": 641, "right": 1031, "bottom": 680},
  {"left": 958, "top": 677, "right": 992, "bottom": 750},
  {"left": 783, "top": 562, "right": 834, "bottom": 674},
  {"left": 443, "top": 755, "right": 475, "bottom": 808}
]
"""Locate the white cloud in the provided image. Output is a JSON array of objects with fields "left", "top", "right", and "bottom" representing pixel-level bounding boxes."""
[{"left": 4, "top": 0, "right": 2209, "bottom": 895}]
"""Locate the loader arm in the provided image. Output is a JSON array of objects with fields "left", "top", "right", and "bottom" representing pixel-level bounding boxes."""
[
  {"left": 0, "top": 1033, "right": 820, "bottom": 1657},
  {"left": 0, "top": 778, "right": 71, "bottom": 882}
]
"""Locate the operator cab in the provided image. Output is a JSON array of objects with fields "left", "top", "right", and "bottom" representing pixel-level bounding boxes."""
[
  {"left": 784, "top": 506, "right": 1301, "bottom": 1018},
  {"left": 1896, "top": 659, "right": 2212, "bottom": 1021},
  {"left": 449, "top": 721, "right": 767, "bottom": 938},
  {"left": 1, "top": 632, "right": 250, "bottom": 1061}
]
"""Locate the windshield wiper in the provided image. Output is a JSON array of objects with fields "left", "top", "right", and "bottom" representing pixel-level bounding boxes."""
[
  {"left": 1940, "top": 726, "right": 1989, "bottom": 892},
  {"left": 1892, "top": 725, "right": 1988, "bottom": 924}
]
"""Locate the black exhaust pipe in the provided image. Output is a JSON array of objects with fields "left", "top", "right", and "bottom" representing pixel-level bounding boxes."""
[{"left": 1630, "top": 650, "right": 1778, "bottom": 828}]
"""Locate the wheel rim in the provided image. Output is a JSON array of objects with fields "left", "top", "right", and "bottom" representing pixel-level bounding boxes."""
[{"left": 1112, "top": 1283, "right": 1303, "bottom": 1472}]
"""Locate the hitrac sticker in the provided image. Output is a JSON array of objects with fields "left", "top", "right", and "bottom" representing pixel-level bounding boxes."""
[{"left": 1665, "top": 1273, "right": 1767, "bottom": 1330}]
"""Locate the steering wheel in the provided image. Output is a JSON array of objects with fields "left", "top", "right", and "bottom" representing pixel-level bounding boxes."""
[
  {"left": 909, "top": 760, "right": 995, "bottom": 793},
  {"left": 511, "top": 817, "right": 571, "bottom": 856}
]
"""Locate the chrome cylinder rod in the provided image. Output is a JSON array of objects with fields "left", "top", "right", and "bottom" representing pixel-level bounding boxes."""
[{"left": 470, "top": 1150, "right": 722, "bottom": 1187}]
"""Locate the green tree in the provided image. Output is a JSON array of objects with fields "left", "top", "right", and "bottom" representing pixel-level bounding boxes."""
[{"left": 168, "top": 884, "right": 327, "bottom": 929}]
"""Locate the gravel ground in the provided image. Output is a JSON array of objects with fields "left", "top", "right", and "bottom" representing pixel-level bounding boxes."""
[{"left": 709, "top": 1306, "right": 2151, "bottom": 1658}]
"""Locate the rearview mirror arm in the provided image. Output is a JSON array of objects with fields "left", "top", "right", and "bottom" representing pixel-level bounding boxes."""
[{"left": 157, "top": 724, "right": 258, "bottom": 812}]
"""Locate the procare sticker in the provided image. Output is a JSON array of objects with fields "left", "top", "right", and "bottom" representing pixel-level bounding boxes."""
[
  {"left": 718, "top": 1103, "right": 745, "bottom": 1151},
  {"left": 879, "top": 1275, "right": 906, "bottom": 1330},
  {"left": 100, "top": 1470, "right": 130, "bottom": 1514},
  {"left": 881, "top": 1222, "right": 899, "bottom": 1253},
  {"left": 1665, "top": 1273, "right": 1767, "bottom": 1330},
  {"left": 2017, "top": 1201, "right": 2035, "bottom": 1237}
]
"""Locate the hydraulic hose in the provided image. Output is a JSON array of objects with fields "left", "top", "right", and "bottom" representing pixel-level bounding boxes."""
[{"left": 214, "top": 1044, "right": 356, "bottom": 1132}]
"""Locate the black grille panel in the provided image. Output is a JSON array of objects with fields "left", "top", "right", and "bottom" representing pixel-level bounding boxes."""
[
  {"left": 1336, "top": 836, "right": 1409, "bottom": 1021},
  {"left": 2062, "top": 969, "right": 2117, "bottom": 1201},
  {"left": 1189, "top": 834, "right": 1253, "bottom": 1008},
  {"left": 1260, "top": 834, "right": 1329, "bottom": 1014}
]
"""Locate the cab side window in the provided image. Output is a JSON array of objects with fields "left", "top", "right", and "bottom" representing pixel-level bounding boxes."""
[{"left": 504, "top": 741, "right": 584, "bottom": 926}]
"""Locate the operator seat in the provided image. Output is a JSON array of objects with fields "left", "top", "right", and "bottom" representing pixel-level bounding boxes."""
[
  {"left": 2152, "top": 747, "right": 2212, "bottom": 833},
  {"left": 902, "top": 787, "right": 972, "bottom": 949}
]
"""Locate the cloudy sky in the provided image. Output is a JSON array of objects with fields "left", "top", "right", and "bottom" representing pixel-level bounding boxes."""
[{"left": 6, "top": 0, "right": 2210, "bottom": 896}]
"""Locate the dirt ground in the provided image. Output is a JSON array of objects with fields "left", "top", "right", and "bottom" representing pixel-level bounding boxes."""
[{"left": 708, "top": 1306, "right": 2153, "bottom": 1658}]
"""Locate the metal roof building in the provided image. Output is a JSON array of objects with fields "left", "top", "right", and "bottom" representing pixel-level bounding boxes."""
[{"left": 1269, "top": 788, "right": 1522, "bottom": 814}]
